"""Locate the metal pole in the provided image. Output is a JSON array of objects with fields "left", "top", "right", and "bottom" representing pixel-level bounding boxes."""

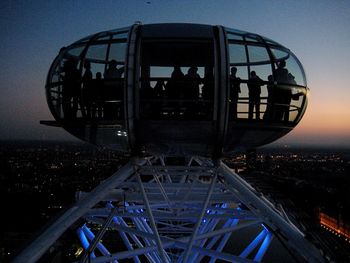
[
  {"left": 137, "top": 173, "right": 170, "bottom": 263},
  {"left": 239, "top": 229, "right": 267, "bottom": 258},
  {"left": 254, "top": 232, "right": 273, "bottom": 262},
  {"left": 182, "top": 174, "right": 217, "bottom": 263},
  {"left": 80, "top": 207, "right": 118, "bottom": 262}
]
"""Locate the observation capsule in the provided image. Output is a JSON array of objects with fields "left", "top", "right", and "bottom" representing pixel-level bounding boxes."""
[{"left": 45, "top": 23, "right": 308, "bottom": 157}]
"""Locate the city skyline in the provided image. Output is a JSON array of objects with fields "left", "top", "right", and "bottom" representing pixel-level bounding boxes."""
[{"left": 1, "top": 0, "right": 349, "bottom": 147}]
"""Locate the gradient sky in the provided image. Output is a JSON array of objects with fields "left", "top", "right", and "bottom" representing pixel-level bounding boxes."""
[{"left": 0, "top": 0, "right": 349, "bottom": 147}]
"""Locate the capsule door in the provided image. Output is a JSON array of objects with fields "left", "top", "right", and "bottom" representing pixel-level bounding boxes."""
[{"left": 133, "top": 25, "right": 217, "bottom": 156}]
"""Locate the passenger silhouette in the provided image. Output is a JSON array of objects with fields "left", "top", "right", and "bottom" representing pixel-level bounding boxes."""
[
  {"left": 82, "top": 61, "right": 93, "bottom": 119},
  {"left": 264, "top": 75, "right": 274, "bottom": 120},
  {"left": 104, "top": 60, "right": 125, "bottom": 120},
  {"left": 184, "top": 67, "right": 201, "bottom": 118},
  {"left": 166, "top": 66, "right": 184, "bottom": 99},
  {"left": 273, "top": 60, "right": 291, "bottom": 122},
  {"left": 248, "top": 71, "right": 263, "bottom": 120},
  {"left": 202, "top": 67, "right": 214, "bottom": 119},
  {"left": 202, "top": 67, "right": 214, "bottom": 101},
  {"left": 288, "top": 73, "right": 296, "bottom": 85},
  {"left": 153, "top": 80, "right": 165, "bottom": 118},
  {"left": 93, "top": 72, "right": 103, "bottom": 119},
  {"left": 229, "top": 67, "right": 241, "bottom": 119},
  {"left": 184, "top": 67, "right": 201, "bottom": 99},
  {"left": 104, "top": 59, "right": 125, "bottom": 79},
  {"left": 166, "top": 66, "right": 184, "bottom": 116},
  {"left": 154, "top": 80, "right": 165, "bottom": 98},
  {"left": 62, "top": 59, "right": 81, "bottom": 119},
  {"left": 274, "top": 60, "right": 288, "bottom": 83},
  {"left": 282, "top": 73, "right": 296, "bottom": 122}
]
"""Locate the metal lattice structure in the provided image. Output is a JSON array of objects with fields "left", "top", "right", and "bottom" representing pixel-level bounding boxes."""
[{"left": 14, "top": 156, "right": 325, "bottom": 263}]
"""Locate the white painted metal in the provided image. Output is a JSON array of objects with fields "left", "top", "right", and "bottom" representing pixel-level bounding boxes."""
[{"left": 14, "top": 156, "right": 325, "bottom": 263}]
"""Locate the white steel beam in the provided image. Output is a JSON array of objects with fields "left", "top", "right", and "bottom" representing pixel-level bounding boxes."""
[
  {"left": 219, "top": 162, "right": 325, "bottom": 263},
  {"left": 182, "top": 173, "right": 217, "bottom": 263},
  {"left": 137, "top": 173, "right": 170, "bottom": 263},
  {"left": 13, "top": 160, "right": 145, "bottom": 263}
]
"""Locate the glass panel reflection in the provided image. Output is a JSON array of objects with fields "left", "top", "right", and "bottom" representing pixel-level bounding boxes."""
[
  {"left": 67, "top": 46, "right": 84, "bottom": 57},
  {"left": 112, "top": 32, "right": 129, "bottom": 39},
  {"left": 109, "top": 43, "right": 127, "bottom": 62},
  {"left": 245, "top": 35, "right": 259, "bottom": 42},
  {"left": 247, "top": 45, "right": 270, "bottom": 64},
  {"left": 271, "top": 48, "right": 306, "bottom": 86},
  {"left": 229, "top": 44, "right": 246, "bottom": 64},
  {"left": 227, "top": 33, "right": 243, "bottom": 41},
  {"left": 86, "top": 44, "right": 108, "bottom": 61}
]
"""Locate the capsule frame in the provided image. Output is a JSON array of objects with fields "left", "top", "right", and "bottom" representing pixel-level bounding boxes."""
[{"left": 46, "top": 23, "right": 308, "bottom": 157}]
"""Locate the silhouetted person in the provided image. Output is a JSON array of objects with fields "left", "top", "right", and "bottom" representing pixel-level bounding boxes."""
[
  {"left": 282, "top": 73, "right": 296, "bottom": 122},
  {"left": 248, "top": 71, "right": 263, "bottom": 120},
  {"left": 93, "top": 72, "right": 103, "bottom": 119},
  {"left": 274, "top": 60, "right": 288, "bottom": 83},
  {"left": 202, "top": 67, "right": 214, "bottom": 100},
  {"left": 82, "top": 61, "right": 93, "bottom": 119},
  {"left": 230, "top": 67, "right": 241, "bottom": 119},
  {"left": 184, "top": 67, "right": 201, "bottom": 118},
  {"left": 104, "top": 59, "right": 125, "bottom": 79},
  {"left": 166, "top": 66, "right": 184, "bottom": 99},
  {"left": 62, "top": 59, "right": 81, "bottom": 119},
  {"left": 153, "top": 80, "right": 165, "bottom": 118},
  {"left": 104, "top": 60, "right": 125, "bottom": 119},
  {"left": 274, "top": 60, "right": 291, "bottom": 121},
  {"left": 154, "top": 80, "right": 165, "bottom": 98},
  {"left": 202, "top": 67, "right": 214, "bottom": 118},
  {"left": 166, "top": 66, "right": 184, "bottom": 116},
  {"left": 264, "top": 75, "right": 274, "bottom": 120},
  {"left": 184, "top": 67, "right": 201, "bottom": 99}
]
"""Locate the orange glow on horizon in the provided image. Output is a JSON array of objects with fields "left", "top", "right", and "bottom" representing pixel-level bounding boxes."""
[{"left": 291, "top": 92, "right": 350, "bottom": 140}]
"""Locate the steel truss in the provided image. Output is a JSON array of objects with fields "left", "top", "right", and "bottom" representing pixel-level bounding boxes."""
[{"left": 14, "top": 156, "right": 325, "bottom": 263}]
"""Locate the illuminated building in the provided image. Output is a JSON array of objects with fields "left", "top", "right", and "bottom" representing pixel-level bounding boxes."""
[{"left": 320, "top": 212, "right": 350, "bottom": 241}]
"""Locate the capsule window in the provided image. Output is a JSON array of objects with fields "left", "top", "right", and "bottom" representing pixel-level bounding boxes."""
[
  {"left": 86, "top": 44, "right": 108, "bottom": 61},
  {"left": 227, "top": 33, "right": 243, "bottom": 41},
  {"left": 111, "top": 32, "right": 129, "bottom": 40},
  {"left": 228, "top": 44, "right": 247, "bottom": 64},
  {"left": 66, "top": 46, "right": 84, "bottom": 58},
  {"left": 108, "top": 43, "right": 127, "bottom": 62},
  {"left": 247, "top": 45, "right": 270, "bottom": 64},
  {"left": 139, "top": 40, "right": 214, "bottom": 120},
  {"left": 271, "top": 48, "right": 306, "bottom": 86}
]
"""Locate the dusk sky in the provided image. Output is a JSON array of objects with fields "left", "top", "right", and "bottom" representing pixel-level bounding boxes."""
[{"left": 1, "top": 0, "right": 349, "bottom": 147}]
